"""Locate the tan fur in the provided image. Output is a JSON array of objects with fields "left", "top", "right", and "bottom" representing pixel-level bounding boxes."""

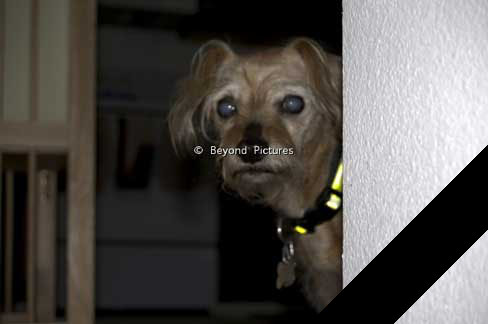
[{"left": 168, "top": 38, "right": 342, "bottom": 311}]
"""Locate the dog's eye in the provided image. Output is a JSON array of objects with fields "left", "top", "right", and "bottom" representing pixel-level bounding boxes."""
[
  {"left": 217, "top": 98, "right": 237, "bottom": 119},
  {"left": 281, "top": 95, "right": 304, "bottom": 114}
]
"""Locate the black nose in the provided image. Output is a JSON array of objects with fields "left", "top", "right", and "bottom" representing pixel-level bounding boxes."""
[
  {"left": 238, "top": 138, "right": 268, "bottom": 163},
  {"left": 237, "top": 123, "right": 268, "bottom": 164}
]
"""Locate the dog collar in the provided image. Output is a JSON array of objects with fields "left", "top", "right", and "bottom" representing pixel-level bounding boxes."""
[{"left": 281, "top": 148, "right": 343, "bottom": 236}]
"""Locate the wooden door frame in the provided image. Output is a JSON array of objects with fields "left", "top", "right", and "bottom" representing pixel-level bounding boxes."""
[{"left": 67, "top": 1, "right": 96, "bottom": 324}]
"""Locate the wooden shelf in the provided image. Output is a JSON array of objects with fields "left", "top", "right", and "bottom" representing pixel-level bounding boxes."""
[{"left": 0, "top": 122, "right": 69, "bottom": 152}]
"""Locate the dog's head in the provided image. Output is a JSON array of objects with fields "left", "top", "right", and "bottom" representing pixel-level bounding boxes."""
[{"left": 169, "top": 38, "right": 342, "bottom": 217}]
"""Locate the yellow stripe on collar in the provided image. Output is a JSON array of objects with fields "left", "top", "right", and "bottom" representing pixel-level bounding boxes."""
[
  {"left": 331, "top": 161, "right": 343, "bottom": 193},
  {"left": 326, "top": 193, "right": 341, "bottom": 210},
  {"left": 326, "top": 161, "right": 343, "bottom": 211},
  {"left": 294, "top": 225, "right": 308, "bottom": 234}
]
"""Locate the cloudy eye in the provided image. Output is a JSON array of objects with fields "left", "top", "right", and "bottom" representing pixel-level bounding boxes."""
[
  {"left": 281, "top": 95, "right": 304, "bottom": 114},
  {"left": 217, "top": 97, "right": 237, "bottom": 119}
]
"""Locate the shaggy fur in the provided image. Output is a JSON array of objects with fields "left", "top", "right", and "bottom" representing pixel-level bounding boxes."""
[{"left": 168, "top": 38, "right": 342, "bottom": 311}]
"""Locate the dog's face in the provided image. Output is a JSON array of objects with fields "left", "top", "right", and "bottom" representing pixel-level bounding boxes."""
[{"left": 169, "top": 38, "right": 341, "bottom": 216}]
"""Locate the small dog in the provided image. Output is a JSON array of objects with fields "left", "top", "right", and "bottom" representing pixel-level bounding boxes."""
[{"left": 168, "top": 38, "right": 342, "bottom": 311}]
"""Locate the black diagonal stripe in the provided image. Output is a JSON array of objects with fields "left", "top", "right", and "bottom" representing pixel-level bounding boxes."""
[{"left": 319, "top": 146, "right": 488, "bottom": 322}]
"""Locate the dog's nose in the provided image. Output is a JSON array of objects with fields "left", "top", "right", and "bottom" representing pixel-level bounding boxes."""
[
  {"left": 237, "top": 137, "right": 268, "bottom": 163},
  {"left": 237, "top": 123, "right": 268, "bottom": 164}
]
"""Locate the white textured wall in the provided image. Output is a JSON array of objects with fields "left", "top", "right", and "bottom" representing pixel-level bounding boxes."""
[{"left": 343, "top": 1, "right": 488, "bottom": 322}]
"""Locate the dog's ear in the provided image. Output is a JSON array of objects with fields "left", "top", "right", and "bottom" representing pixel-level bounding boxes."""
[
  {"left": 285, "top": 38, "right": 342, "bottom": 134},
  {"left": 168, "top": 40, "right": 235, "bottom": 155},
  {"left": 190, "top": 40, "right": 235, "bottom": 81}
]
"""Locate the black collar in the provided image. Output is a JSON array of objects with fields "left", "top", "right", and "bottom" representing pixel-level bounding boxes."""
[{"left": 280, "top": 146, "right": 343, "bottom": 236}]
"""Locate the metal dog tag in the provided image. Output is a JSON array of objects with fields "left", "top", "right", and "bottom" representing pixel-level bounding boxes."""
[
  {"left": 276, "top": 241, "right": 296, "bottom": 289},
  {"left": 276, "top": 260, "right": 296, "bottom": 289}
]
